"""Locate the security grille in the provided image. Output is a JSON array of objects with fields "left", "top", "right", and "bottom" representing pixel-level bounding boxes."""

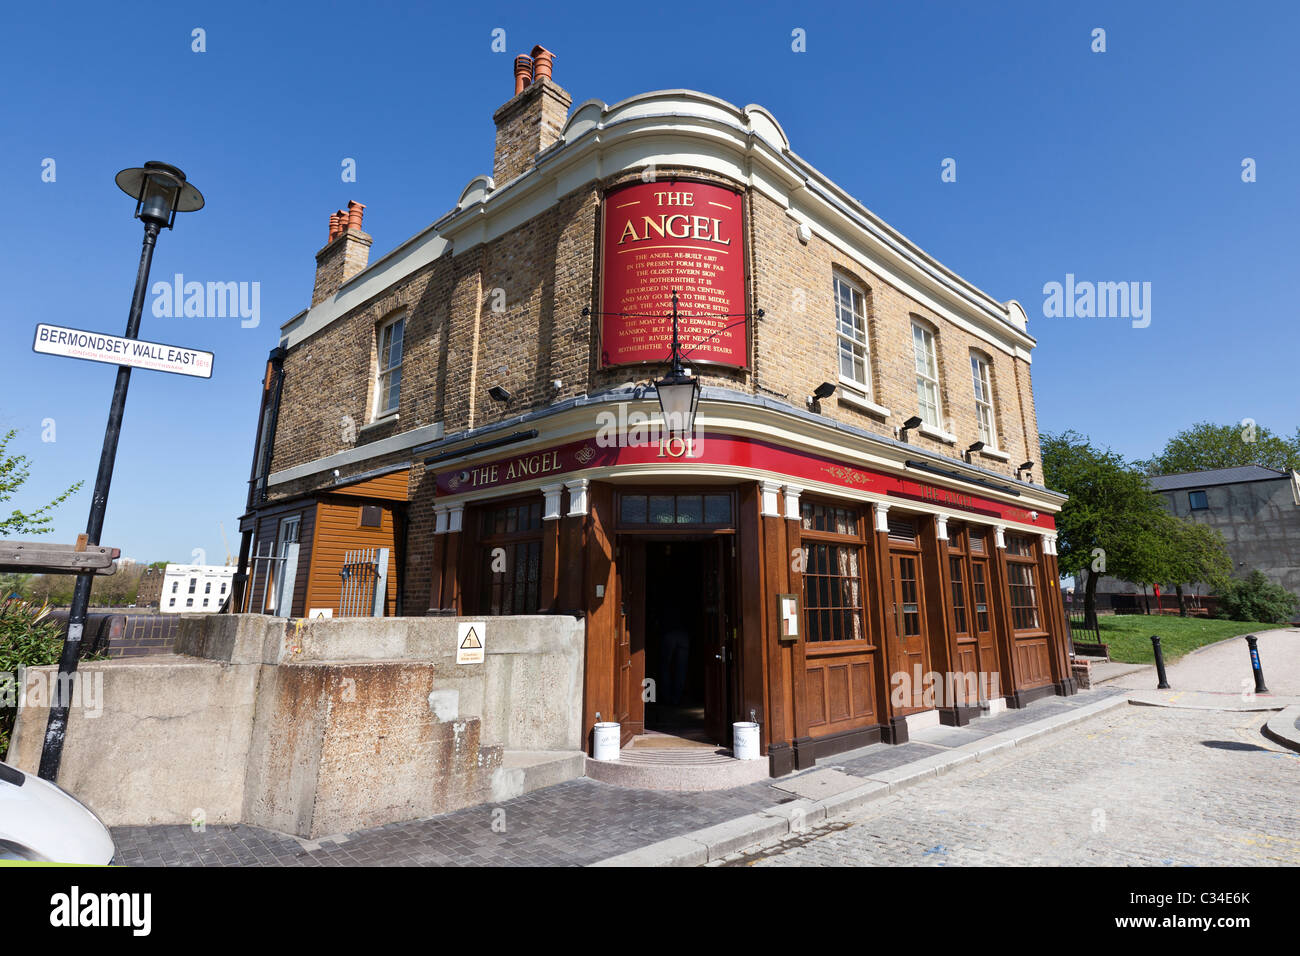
[{"left": 339, "top": 547, "right": 389, "bottom": 617}]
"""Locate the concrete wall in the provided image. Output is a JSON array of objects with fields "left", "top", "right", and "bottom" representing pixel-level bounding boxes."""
[
  {"left": 1087, "top": 476, "right": 1300, "bottom": 601},
  {"left": 6, "top": 614, "right": 585, "bottom": 837}
]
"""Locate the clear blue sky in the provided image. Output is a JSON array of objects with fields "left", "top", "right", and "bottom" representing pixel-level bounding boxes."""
[{"left": 2, "top": 1, "right": 1296, "bottom": 563}]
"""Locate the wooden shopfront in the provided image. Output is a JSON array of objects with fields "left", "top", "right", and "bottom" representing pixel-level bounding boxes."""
[{"left": 425, "top": 424, "right": 1076, "bottom": 776}]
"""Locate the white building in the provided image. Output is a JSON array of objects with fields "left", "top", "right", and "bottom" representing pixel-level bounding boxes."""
[{"left": 162, "top": 564, "right": 236, "bottom": 613}]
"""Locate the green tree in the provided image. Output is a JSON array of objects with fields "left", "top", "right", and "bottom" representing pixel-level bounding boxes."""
[
  {"left": 0, "top": 428, "right": 83, "bottom": 537},
  {"left": 26, "top": 573, "right": 76, "bottom": 606},
  {"left": 1141, "top": 421, "right": 1300, "bottom": 475},
  {"left": 90, "top": 562, "right": 144, "bottom": 607},
  {"left": 0, "top": 572, "right": 32, "bottom": 600},
  {"left": 1042, "top": 430, "right": 1171, "bottom": 626},
  {"left": 1163, "top": 519, "right": 1232, "bottom": 615}
]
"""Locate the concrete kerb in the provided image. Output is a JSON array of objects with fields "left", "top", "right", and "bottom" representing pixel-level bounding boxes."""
[
  {"left": 588, "top": 693, "right": 1131, "bottom": 867},
  {"left": 1261, "top": 705, "right": 1300, "bottom": 754}
]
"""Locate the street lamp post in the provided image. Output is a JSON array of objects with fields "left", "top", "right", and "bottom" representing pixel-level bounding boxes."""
[
  {"left": 653, "top": 290, "right": 701, "bottom": 438},
  {"left": 38, "top": 162, "right": 204, "bottom": 781}
]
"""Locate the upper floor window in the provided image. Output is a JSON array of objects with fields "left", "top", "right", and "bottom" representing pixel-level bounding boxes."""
[
  {"left": 1188, "top": 490, "right": 1208, "bottom": 511},
  {"left": 834, "top": 276, "right": 871, "bottom": 395},
  {"left": 912, "top": 322, "right": 942, "bottom": 427},
  {"left": 970, "top": 353, "right": 996, "bottom": 447},
  {"left": 374, "top": 315, "right": 404, "bottom": 419}
]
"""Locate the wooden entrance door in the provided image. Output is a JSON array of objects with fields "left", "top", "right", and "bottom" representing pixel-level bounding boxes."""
[
  {"left": 969, "top": 556, "right": 1002, "bottom": 700},
  {"left": 890, "top": 550, "right": 930, "bottom": 712},
  {"left": 948, "top": 553, "right": 979, "bottom": 704},
  {"left": 615, "top": 540, "right": 645, "bottom": 744},
  {"left": 702, "top": 537, "right": 732, "bottom": 745}
]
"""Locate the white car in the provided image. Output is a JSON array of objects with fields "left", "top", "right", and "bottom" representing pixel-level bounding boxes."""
[{"left": 0, "top": 762, "right": 115, "bottom": 864}]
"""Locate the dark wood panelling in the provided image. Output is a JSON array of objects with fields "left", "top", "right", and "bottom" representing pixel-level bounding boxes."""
[{"left": 804, "top": 650, "right": 876, "bottom": 737}]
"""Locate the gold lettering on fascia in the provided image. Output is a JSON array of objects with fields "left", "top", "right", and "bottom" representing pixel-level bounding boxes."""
[
  {"left": 469, "top": 451, "right": 563, "bottom": 488},
  {"left": 617, "top": 192, "right": 731, "bottom": 246},
  {"left": 656, "top": 437, "right": 699, "bottom": 459},
  {"left": 919, "top": 484, "right": 975, "bottom": 511}
]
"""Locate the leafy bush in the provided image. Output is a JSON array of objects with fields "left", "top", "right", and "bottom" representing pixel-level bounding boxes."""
[
  {"left": 1215, "top": 570, "right": 1299, "bottom": 625},
  {"left": 1, "top": 598, "right": 66, "bottom": 759}
]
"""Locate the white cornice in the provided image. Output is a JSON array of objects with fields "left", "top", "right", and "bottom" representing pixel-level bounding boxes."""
[{"left": 418, "top": 391, "right": 1065, "bottom": 516}]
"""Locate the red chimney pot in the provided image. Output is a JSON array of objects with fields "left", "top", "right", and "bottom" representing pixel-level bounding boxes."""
[
  {"left": 346, "top": 200, "right": 365, "bottom": 232},
  {"left": 530, "top": 45, "right": 555, "bottom": 82},
  {"left": 514, "top": 55, "right": 534, "bottom": 95}
]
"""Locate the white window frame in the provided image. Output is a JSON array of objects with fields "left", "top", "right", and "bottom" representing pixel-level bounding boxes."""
[
  {"left": 373, "top": 314, "right": 405, "bottom": 420},
  {"left": 970, "top": 353, "right": 997, "bottom": 448},
  {"left": 912, "top": 322, "right": 942, "bottom": 428},
  {"left": 834, "top": 275, "right": 872, "bottom": 397}
]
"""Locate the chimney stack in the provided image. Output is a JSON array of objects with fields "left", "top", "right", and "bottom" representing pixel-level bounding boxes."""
[
  {"left": 493, "top": 43, "right": 572, "bottom": 184},
  {"left": 313, "top": 200, "right": 372, "bottom": 306}
]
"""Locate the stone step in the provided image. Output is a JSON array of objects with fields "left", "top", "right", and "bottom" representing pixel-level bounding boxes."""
[
  {"left": 490, "top": 750, "right": 587, "bottom": 802},
  {"left": 585, "top": 747, "right": 770, "bottom": 791}
]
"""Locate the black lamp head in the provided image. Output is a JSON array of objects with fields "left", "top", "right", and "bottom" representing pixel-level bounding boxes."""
[
  {"left": 902, "top": 415, "right": 924, "bottom": 431},
  {"left": 115, "top": 161, "right": 204, "bottom": 229},
  {"left": 488, "top": 385, "right": 512, "bottom": 404},
  {"left": 812, "top": 382, "right": 836, "bottom": 401},
  {"left": 967, "top": 441, "right": 986, "bottom": 454}
]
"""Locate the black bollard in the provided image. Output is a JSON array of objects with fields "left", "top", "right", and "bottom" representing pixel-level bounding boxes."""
[
  {"left": 1151, "top": 635, "right": 1170, "bottom": 689},
  {"left": 1245, "top": 635, "right": 1270, "bottom": 694}
]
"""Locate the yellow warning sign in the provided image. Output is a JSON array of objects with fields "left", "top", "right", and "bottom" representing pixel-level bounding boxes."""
[{"left": 456, "top": 621, "right": 486, "bottom": 664}]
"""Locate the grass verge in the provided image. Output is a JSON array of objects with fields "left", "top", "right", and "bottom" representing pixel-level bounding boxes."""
[{"left": 1086, "top": 615, "right": 1292, "bottom": 664}]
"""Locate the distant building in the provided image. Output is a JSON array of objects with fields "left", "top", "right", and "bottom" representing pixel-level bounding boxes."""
[
  {"left": 161, "top": 564, "right": 235, "bottom": 613},
  {"left": 1082, "top": 465, "right": 1300, "bottom": 603},
  {"left": 135, "top": 566, "right": 166, "bottom": 607}
]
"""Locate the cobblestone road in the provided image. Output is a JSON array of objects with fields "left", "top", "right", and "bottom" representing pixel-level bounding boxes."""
[{"left": 719, "top": 706, "right": 1300, "bottom": 866}]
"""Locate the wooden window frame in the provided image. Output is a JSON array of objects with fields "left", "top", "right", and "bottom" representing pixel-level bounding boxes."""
[
  {"left": 947, "top": 526, "right": 970, "bottom": 638},
  {"left": 799, "top": 499, "right": 873, "bottom": 650},
  {"left": 615, "top": 489, "right": 736, "bottom": 533},
  {"left": 472, "top": 496, "right": 544, "bottom": 616},
  {"left": 1005, "top": 533, "right": 1045, "bottom": 634}
]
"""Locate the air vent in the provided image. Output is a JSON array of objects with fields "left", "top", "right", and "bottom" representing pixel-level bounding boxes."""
[{"left": 887, "top": 516, "right": 917, "bottom": 542}]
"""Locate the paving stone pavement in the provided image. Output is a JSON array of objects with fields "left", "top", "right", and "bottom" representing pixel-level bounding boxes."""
[
  {"left": 716, "top": 706, "right": 1300, "bottom": 867},
  {"left": 108, "top": 689, "right": 1129, "bottom": 867}
]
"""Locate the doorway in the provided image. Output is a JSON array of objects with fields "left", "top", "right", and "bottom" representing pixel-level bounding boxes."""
[{"left": 629, "top": 537, "right": 733, "bottom": 746}]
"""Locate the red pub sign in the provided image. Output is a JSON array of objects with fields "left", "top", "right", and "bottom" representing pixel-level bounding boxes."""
[{"left": 599, "top": 180, "right": 747, "bottom": 368}]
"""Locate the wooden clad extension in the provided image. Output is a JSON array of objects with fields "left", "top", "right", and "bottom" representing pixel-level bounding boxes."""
[{"left": 304, "top": 500, "right": 400, "bottom": 616}]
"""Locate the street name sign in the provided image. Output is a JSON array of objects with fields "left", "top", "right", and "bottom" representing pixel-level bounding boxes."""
[{"left": 33, "top": 322, "right": 213, "bottom": 378}]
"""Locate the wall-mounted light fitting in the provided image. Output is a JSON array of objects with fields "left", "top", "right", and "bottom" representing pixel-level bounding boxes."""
[{"left": 807, "top": 381, "right": 835, "bottom": 410}]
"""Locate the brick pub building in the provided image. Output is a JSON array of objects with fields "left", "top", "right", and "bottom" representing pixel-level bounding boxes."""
[{"left": 235, "top": 46, "right": 1076, "bottom": 775}]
